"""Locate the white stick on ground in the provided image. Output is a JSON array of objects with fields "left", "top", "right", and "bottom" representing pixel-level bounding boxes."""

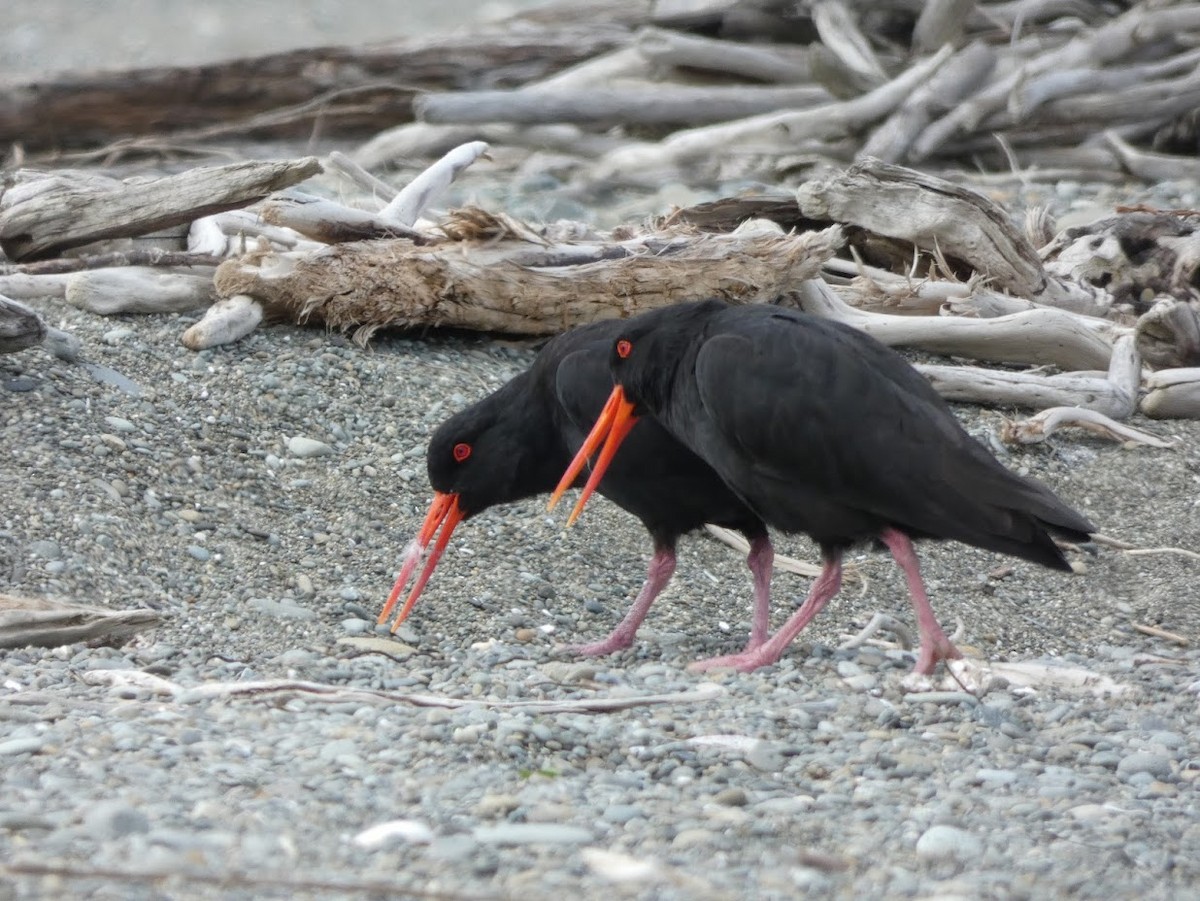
[
  {"left": 180, "top": 294, "right": 263, "bottom": 350},
  {"left": 379, "top": 141, "right": 491, "bottom": 227}
]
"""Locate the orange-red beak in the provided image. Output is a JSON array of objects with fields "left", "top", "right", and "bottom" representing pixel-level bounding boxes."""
[
  {"left": 548, "top": 385, "right": 638, "bottom": 526},
  {"left": 377, "top": 491, "right": 464, "bottom": 633}
]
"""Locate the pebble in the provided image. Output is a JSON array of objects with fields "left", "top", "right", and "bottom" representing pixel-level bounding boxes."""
[
  {"left": 0, "top": 737, "right": 45, "bottom": 756},
  {"left": 1117, "top": 752, "right": 1174, "bottom": 781},
  {"left": 472, "top": 824, "right": 593, "bottom": 845},
  {"left": 915, "top": 825, "right": 983, "bottom": 863},
  {"left": 287, "top": 436, "right": 334, "bottom": 458},
  {"left": 82, "top": 801, "right": 150, "bottom": 840}
]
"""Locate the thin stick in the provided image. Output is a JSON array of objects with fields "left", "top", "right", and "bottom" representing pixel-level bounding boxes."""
[
  {"left": 1131, "top": 623, "right": 1190, "bottom": 646},
  {"left": 0, "top": 861, "right": 486, "bottom": 900},
  {"left": 77, "top": 670, "right": 725, "bottom": 712}
]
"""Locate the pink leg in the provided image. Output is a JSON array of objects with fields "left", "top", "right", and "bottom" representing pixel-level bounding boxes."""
[
  {"left": 879, "top": 528, "right": 963, "bottom": 675},
  {"left": 570, "top": 547, "right": 676, "bottom": 656},
  {"left": 744, "top": 534, "right": 773, "bottom": 651},
  {"left": 690, "top": 553, "right": 843, "bottom": 673}
]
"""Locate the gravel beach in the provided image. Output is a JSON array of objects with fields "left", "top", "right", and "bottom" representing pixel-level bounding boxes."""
[{"left": 3, "top": 4, "right": 1200, "bottom": 899}]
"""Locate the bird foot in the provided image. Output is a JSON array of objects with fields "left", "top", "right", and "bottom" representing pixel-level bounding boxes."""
[
  {"left": 901, "top": 657, "right": 988, "bottom": 695},
  {"left": 909, "top": 634, "right": 964, "bottom": 676},
  {"left": 566, "top": 633, "right": 636, "bottom": 657},
  {"left": 687, "top": 646, "right": 781, "bottom": 674}
]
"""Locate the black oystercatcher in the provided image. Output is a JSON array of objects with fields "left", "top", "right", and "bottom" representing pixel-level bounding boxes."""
[
  {"left": 552, "top": 299, "right": 1095, "bottom": 674},
  {"left": 379, "top": 319, "right": 774, "bottom": 657}
]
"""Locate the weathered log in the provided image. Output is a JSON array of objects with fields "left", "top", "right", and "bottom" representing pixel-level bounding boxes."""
[
  {"left": 633, "top": 26, "right": 812, "bottom": 83},
  {"left": 912, "top": 4, "right": 1200, "bottom": 159},
  {"left": 859, "top": 41, "right": 995, "bottom": 163},
  {"left": 918, "top": 334, "right": 1141, "bottom": 418},
  {"left": 811, "top": 0, "right": 888, "bottom": 89},
  {"left": 0, "top": 294, "right": 46, "bottom": 354},
  {"left": 1104, "top": 130, "right": 1200, "bottom": 183},
  {"left": 0, "top": 593, "right": 159, "bottom": 649},
  {"left": 1136, "top": 299, "right": 1200, "bottom": 370},
  {"left": 1141, "top": 368, "right": 1200, "bottom": 419},
  {"left": 596, "top": 44, "right": 954, "bottom": 177},
  {"left": 0, "top": 21, "right": 640, "bottom": 152},
  {"left": 796, "top": 158, "right": 1108, "bottom": 315},
  {"left": 64, "top": 268, "right": 217, "bottom": 315},
  {"left": 1042, "top": 210, "right": 1200, "bottom": 317},
  {"left": 912, "top": 0, "right": 976, "bottom": 53},
  {"left": 211, "top": 222, "right": 844, "bottom": 343},
  {"left": 0, "top": 158, "right": 321, "bottom": 261},
  {"left": 416, "top": 84, "right": 831, "bottom": 127},
  {"left": 791, "top": 278, "right": 1117, "bottom": 371},
  {"left": 0, "top": 274, "right": 70, "bottom": 300}
]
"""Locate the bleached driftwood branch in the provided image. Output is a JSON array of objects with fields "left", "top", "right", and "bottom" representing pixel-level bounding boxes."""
[
  {"left": 0, "top": 594, "right": 159, "bottom": 649},
  {"left": 1001, "top": 406, "right": 1178, "bottom": 448},
  {"left": 65, "top": 268, "right": 217, "bottom": 315},
  {"left": 791, "top": 278, "right": 1117, "bottom": 371},
  {"left": 920, "top": 334, "right": 1142, "bottom": 419},
  {"left": 0, "top": 158, "right": 321, "bottom": 260}
]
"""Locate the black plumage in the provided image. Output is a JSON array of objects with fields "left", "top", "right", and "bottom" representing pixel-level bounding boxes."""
[
  {"left": 558, "top": 300, "right": 1095, "bottom": 674},
  {"left": 379, "top": 318, "right": 773, "bottom": 657}
]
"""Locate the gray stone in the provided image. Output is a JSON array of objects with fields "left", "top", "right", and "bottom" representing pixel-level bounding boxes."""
[
  {"left": 915, "top": 825, "right": 983, "bottom": 863},
  {"left": 472, "top": 823, "right": 593, "bottom": 845},
  {"left": 83, "top": 801, "right": 150, "bottom": 840},
  {"left": 287, "top": 436, "right": 334, "bottom": 458},
  {"left": 28, "top": 539, "right": 62, "bottom": 560},
  {"left": 1117, "top": 752, "right": 1173, "bottom": 781},
  {"left": 0, "top": 738, "right": 45, "bottom": 756}
]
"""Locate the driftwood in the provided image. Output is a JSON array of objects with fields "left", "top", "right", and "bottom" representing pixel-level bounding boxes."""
[
  {"left": 64, "top": 268, "right": 217, "bottom": 315},
  {"left": 790, "top": 279, "right": 1116, "bottom": 372},
  {"left": 1142, "top": 369, "right": 1200, "bottom": 419},
  {"left": 0, "top": 593, "right": 159, "bottom": 649},
  {"left": 0, "top": 14, "right": 642, "bottom": 153},
  {"left": 0, "top": 158, "right": 320, "bottom": 261},
  {"left": 211, "top": 217, "right": 844, "bottom": 340},
  {"left": 796, "top": 158, "right": 1106, "bottom": 315},
  {"left": 0, "top": 294, "right": 46, "bottom": 354}
]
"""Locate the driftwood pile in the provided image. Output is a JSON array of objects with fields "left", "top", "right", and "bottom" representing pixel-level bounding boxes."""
[
  {"left": 3, "top": 0, "right": 1200, "bottom": 438},
  {"left": 3, "top": 0, "right": 1200, "bottom": 184}
]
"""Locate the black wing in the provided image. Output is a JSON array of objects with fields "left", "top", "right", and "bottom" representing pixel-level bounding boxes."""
[{"left": 691, "top": 311, "right": 1092, "bottom": 564}]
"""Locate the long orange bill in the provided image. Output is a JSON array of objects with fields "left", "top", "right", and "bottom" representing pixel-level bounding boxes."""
[
  {"left": 549, "top": 385, "right": 638, "bottom": 526},
  {"left": 389, "top": 494, "right": 464, "bottom": 633},
  {"left": 377, "top": 491, "right": 458, "bottom": 626},
  {"left": 547, "top": 388, "right": 622, "bottom": 512}
]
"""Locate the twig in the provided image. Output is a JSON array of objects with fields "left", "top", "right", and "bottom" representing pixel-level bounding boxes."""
[
  {"left": 0, "top": 250, "right": 222, "bottom": 276},
  {"left": 1090, "top": 533, "right": 1200, "bottom": 562},
  {"left": 78, "top": 670, "right": 725, "bottom": 711},
  {"left": 704, "top": 524, "right": 863, "bottom": 585},
  {"left": 0, "top": 861, "right": 490, "bottom": 900},
  {"left": 1131, "top": 623, "right": 1190, "bottom": 646},
  {"left": 838, "top": 612, "right": 914, "bottom": 650},
  {"left": 1000, "top": 406, "right": 1179, "bottom": 448}
]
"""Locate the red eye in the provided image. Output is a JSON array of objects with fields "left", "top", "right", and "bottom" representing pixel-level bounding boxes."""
[
  {"left": 453, "top": 442, "right": 471, "bottom": 462},
  {"left": 616, "top": 339, "right": 632, "bottom": 359}
]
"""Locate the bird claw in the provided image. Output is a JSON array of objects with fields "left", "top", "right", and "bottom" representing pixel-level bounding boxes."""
[
  {"left": 687, "top": 648, "right": 780, "bottom": 673},
  {"left": 566, "top": 634, "right": 636, "bottom": 657}
]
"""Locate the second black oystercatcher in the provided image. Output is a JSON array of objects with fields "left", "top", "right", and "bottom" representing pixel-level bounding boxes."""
[
  {"left": 378, "top": 318, "right": 774, "bottom": 657},
  {"left": 552, "top": 299, "right": 1096, "bottom": 675}
]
